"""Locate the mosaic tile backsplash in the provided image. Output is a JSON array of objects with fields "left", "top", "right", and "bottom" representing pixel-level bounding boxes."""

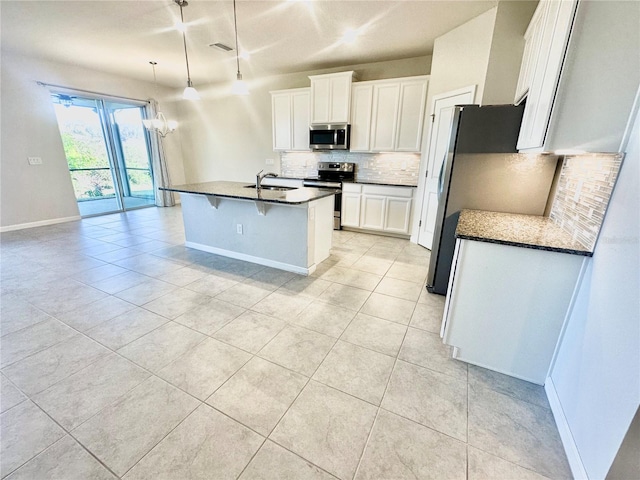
[
  {"left": 280, "top": 151, "right": 421, "bottom": 186},
  {"left": 550, "top": 153, "right": 623, "bottom": 251}
]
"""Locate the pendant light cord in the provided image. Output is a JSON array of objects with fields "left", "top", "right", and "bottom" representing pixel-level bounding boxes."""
[
  {"left": 179, "top": 1, "right": 193, "bottom": 85},
  {"left": 150, "top": 61, "right": 159, "bottom": 98},
  {"left": 233, "top": 0, "right": 240, "bottom": 76}
]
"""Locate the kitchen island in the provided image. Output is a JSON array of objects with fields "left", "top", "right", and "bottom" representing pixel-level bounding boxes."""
[{"left": 160, "top": 181, "right": 336, "bottom": 275}]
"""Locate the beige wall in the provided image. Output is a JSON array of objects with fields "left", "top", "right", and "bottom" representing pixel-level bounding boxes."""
[
  {"left": 177, "top": 56, "right": 431, "bottom": 184},
  {"left": 424, "top": 1, "right": 535, "bottom": 112},
  {"left": 0, "top": 53, "right": 185, "bottom": 229},
  {"left": 483, "top": 1, "right": 538, "bottom": 104},
  {"left": 0, "top": 53, "right": 429, "bottom": 229},
  {"left": 426, "top": 7, "right": 497, "bottom": 110}
]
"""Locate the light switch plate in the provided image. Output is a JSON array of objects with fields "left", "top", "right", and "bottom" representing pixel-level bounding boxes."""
[
  {"left": 28, "top": 156, "right": 42, "bottom": 165},
  {"left": 265, "top": 158, "right": 274, "bottom": 165}
]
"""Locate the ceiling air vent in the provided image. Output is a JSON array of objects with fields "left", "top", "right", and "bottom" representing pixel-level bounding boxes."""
[{"left": 209, "top": 43, "right": 233, "bottom": 52}]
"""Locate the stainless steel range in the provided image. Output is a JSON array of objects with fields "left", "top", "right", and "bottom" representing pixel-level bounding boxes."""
[{"left": 303, "top": 162, "right": 355, "bottom": 230}]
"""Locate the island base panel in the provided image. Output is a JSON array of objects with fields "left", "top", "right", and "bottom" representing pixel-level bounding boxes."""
[{"left": 180, "top": 193, "right": 333, "bottom": 275}]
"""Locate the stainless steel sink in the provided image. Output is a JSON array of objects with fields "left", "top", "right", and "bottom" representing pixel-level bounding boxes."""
[{"left": 244, "top": 185, "right": 297, "bottom": 191}]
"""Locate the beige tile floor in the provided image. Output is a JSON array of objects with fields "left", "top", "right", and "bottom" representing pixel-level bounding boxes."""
[{"left": 0, "top": 206, "right": 572, "bottom": 480}]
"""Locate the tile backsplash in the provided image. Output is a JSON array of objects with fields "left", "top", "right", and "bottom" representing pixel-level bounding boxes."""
[
  {"left": 280, "top": 151, "right": 421, "bottom": 185},
  {"left": 550, "top": 153, "right": 623, "bottom": 251}
]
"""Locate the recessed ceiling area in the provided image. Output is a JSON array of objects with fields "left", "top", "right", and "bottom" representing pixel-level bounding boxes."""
[{"left": 1, "top": 0, "right": 497, "bottom": 87}]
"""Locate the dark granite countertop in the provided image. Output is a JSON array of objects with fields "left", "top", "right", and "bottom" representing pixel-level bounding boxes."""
[
  {"left": 456, "top": 209, "right": 592, "bottom": 257},
  {"left": 160, "top": 181, "right": 336, "bottom": 205}
]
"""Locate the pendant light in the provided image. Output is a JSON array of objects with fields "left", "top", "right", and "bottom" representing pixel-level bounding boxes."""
[
  {"left": 175, "top": 0, "right": 200, "bottom": 100},
  {"left": 142, "top": 62, "right": 178, "bottom": 137},
  {"left": 231, "top": 0, "right": 249, "bottom": 95}
]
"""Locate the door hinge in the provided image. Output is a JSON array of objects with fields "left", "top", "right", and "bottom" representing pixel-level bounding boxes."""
[
  {"left": 419, "top": 220, "right": 422, "bottom": 227},
  {"left": 430, "top": 114, "right": 435, "bottom": 123}
]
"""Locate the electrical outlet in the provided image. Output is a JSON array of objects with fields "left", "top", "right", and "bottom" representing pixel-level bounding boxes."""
[
  {"left": 236, "top": 224, "right": 243, "bottom": 235},
  {"left": 401, "top": 161, "right": 407, "bottom": 171},
  {"left": 28, "top": 156, "right": 42, "bottom": 165},
  {"left": 265, "top": 158, "right": 274, "bottom": 165}
]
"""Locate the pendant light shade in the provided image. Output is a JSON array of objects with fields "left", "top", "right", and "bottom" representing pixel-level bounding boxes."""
[
  {"left": 183, "top": 83, "right": 200, "bottom": 100},
  {"left": 175, "top": 0, "right": 199, "bottom": 100},
  {"left": 231, "top": 0, "right": 249, "bottom": 95},
  {"left": 231, "top": 73, "right": 249, "bottom": 96}
]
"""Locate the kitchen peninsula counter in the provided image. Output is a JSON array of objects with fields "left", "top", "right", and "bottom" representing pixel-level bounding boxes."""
[
  {"left": 456, "top": 209, "right": 592, "bottom": 256},
  {"left": 160, "top": 181, "right": 335, "bottom": 275},
  {"left": 444, "top": 209, "right": 590, "bottom": 384}
]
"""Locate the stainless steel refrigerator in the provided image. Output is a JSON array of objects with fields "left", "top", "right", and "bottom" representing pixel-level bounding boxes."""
[{"left": 426, "top": 104, "right": 560, "bottom": 295}]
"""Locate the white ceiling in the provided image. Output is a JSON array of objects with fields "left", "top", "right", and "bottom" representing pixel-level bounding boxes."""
[{"left": 1, "top": 0, "right": 497, "bottom": 88}]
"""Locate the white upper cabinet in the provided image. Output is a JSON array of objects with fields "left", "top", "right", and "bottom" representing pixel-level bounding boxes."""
[
  {"left": 517, "top": 0, "right": 577, "bottom": 151},
  {"left": 309, "top": 71, "right": 354, "bottom": 124},
  {"left": 516, "top": 0, "right": 638, "bottom": 153},
  {"left": 370, "top": 83, "right": 401, "bottom": 151},
  {"left": 349, "top": 84, "right": 374, "bottom": 151},
  {"left": 271, "top": 88, "right": 310, "bottom": 151},
  {"left": 395, "top": 78, "right": 429, "bottom": 151},
  {"left": 350, "top": 76, "right": 429, "bottom": 153},
  {"left": 514, "top": 4, "right": 545, "bottom": 105}
]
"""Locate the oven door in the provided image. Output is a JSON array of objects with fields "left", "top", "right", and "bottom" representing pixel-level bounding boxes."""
[{"left": 303, "top": 180, "right": 342, "bottom": 230}]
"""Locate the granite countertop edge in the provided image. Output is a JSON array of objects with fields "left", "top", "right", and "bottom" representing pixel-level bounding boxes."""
[
  {"left": 456, "top": 209, "right": 593, "bottom": 257},
  {"left": 160, "top": 181, "right": 335, "bottom": 205}
]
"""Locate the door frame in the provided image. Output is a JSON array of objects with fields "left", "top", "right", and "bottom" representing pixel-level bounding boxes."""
[{"left": 411, "top": 85, "right": 477, "bottom": 247}]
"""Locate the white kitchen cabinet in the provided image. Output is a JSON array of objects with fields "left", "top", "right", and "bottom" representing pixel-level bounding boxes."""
[
  {"left": 341, "top": 183, "right": 362, "bottom": 228},
  {"left": 360, "top": 194, "right": 386, "bottom": 230},
  {"left": 384, "top": 196, "right": 413, "bottom": 233},
  {"left": 349, "top": 84, "right": 374, "bottom": 151},
  {"left": 514, "top": 3, "right": 545, "bottom": 105},
  {"left": 442, "top": 238, "right": 585, "bottom": 384},
  {"left": 270, "top": 88, "right": 310, "bottom": 151},
  {"left": 309, "top": 71, "right": 354, "bottom": 124},
  {"left": 517, "top": 0, "right": 577, "bottom": 151},
  {"left": 395, "top": 78, "right": 429, "bottom": 151},
  {"left": 341, "top": 183, "right": 414, "bottom": 236},
  {"left": 516, "top": 0, "right": 638, "bottom": 153},
  {"left": 350, "top": 76, "right": 428, "bottom": 153},
  {"left": 370, "top": 83, "right": 401, "bottom": 151}
]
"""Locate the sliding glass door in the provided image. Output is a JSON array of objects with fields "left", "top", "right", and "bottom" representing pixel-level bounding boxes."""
[{"left": 51, "top": 94, "right": 155, "bottom": 216}]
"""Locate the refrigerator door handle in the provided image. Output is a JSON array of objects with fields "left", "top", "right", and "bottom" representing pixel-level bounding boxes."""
[{"left": 437, "top": 157, "right": 446, "bottom": 200}]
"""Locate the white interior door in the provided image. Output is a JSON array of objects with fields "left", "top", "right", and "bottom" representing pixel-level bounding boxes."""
[{"left": 417, "top": 86, "right": 476, "bottom": 249}]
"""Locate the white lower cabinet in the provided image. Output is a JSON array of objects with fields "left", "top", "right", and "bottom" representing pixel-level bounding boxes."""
[
  {"left": 341, "top": 183, "right": 414, "bottom": 236},
  {"left": 441, "top": 238, "right": 586, "bottom": 384},
  {"left": 341, "top": 191, "right": 362, "bottom": 228},
  {"left": 384, "top": 196, "right": 413, "bottom": 233},
  {"left": 360, "top": 195, "right": 386, "bottom": 230}
]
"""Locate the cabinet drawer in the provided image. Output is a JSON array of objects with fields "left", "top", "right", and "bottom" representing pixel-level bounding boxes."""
[
  {"left": 361, "top": 184, "right": 414, "bottom": 198},
  {"left": 342, "top": 183, "right": 362, "bottom": 193}
]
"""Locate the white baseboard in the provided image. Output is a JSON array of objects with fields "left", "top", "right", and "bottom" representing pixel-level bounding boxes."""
[
  {"left": 0, "top": 215, "right": 82, "bottom": 233},
  {"left": 545, "top": 376, "right": 589, "bottom": 479},
  {"left": 185, "top": 241, "right": 314, "bottom": 276}
]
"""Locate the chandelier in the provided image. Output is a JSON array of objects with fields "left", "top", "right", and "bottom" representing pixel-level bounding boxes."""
[{"left": 142, "top": 61, "right": 178, "bottom": 138}]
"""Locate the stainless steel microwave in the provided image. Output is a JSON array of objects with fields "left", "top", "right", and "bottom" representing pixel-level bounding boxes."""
[{"left": 309, "top": 124, "right": 350, "bottom": 150}]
